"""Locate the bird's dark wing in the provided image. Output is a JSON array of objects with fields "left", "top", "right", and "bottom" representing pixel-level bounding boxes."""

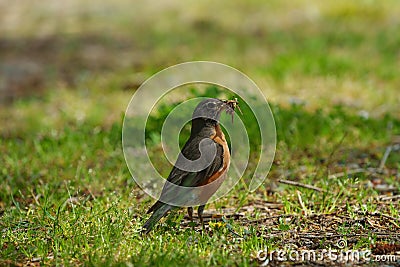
[
  {"left": 168, "top": 134, "right": 223, "bottom": 186},
  {"left": 181, "top": 141, "right": 223, "bottom": 187},
  {"left": 147, "top": 135, "right": 224, "bottom": 213}
]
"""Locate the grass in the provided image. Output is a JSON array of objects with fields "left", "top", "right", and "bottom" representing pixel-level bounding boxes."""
[
  {"left": 1, "top": 0, "right": 400, "bottom": 266},
  {"left": 1, "top": 95, "right": 399, "bottom": 265}
]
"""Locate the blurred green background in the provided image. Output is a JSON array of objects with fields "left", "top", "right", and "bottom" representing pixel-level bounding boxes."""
[{"left": 1, "top": 0, "right": 399, "bottom": 130}]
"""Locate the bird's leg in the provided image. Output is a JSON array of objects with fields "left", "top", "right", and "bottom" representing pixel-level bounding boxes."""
[
  {"left": 198, "top": 205, "right": 205, "bottom": 231},
  {"left": 187, "top": 207, "right": 193, "bottom": 222}
]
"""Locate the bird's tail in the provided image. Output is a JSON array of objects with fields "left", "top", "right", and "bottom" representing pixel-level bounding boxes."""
[{"left": 142, "top": 204, "right": 173, "bottom": 234}]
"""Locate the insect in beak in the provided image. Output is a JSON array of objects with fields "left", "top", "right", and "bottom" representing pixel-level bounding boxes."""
[{"left": 222, "top": 98, "right": 242, "bottom": 123}]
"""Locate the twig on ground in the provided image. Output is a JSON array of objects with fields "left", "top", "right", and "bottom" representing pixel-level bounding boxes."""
[
  {"left": 379, "top": 145, "right": 393, "bottom": 170},
  {"left": 246, "top": 214, "right": 296, "bottom": 224},
  {"left": 366, "top": 218, "right": 386, "bottom": 229},
  {"left": 296, "top": 232, "right": 400, "bottom": 239},
  {"left": 296, "top": 190, "right": 308, "bottom": 216},
  {"left": 356, "top": 211, "right": 400, "bottom": 223},
  {"left": 279, "top": 179, "right": 325, "bottom": 192},
  {"left": 259, "top": 231, "right": 400, "bottom": 239},
  {"left": 377, "top": 195, "right": 400, "bottom": 201},
  {"left": 388, "top": 220, "right": 400, "bottom": 229}
]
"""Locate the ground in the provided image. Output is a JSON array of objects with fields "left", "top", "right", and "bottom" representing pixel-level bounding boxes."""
[{"left": 0, "top": 0, "right": 399, "bottom": 266}]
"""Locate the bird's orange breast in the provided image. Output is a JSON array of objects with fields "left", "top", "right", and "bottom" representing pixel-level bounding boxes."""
[{"left": 201, "top": 124, "right": 230, "bottom": 186}]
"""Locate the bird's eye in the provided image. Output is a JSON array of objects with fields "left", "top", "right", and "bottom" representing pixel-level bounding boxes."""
[{"left": 206, "top": 102, "right": 216, "bottom": 109}]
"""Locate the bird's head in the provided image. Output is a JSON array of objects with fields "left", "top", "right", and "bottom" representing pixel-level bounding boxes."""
[{"left": 192, "top": 98, "right": 239, "bottom": 124}]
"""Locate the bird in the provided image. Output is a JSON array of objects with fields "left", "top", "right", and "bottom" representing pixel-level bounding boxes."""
[{"left": 142, "top": 98, "right": 239, "bottom": 233}]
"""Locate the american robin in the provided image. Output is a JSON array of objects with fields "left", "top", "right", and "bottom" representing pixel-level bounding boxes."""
[{"left": 142, "top": 98, "right": 239, "bottom": 233}]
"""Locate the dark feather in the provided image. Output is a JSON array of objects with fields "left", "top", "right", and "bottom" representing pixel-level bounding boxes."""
[{"left": 146, "top": 134, "right": 224, "bottom": 211}]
